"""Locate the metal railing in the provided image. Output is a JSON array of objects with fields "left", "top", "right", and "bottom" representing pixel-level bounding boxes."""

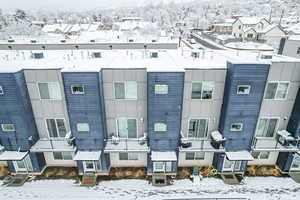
[
  {"left": 252, "top": 137, "right": 300, "bottom": 151},
  {"left": 180, "top": 138, "right": 225, "bottom": 151}
]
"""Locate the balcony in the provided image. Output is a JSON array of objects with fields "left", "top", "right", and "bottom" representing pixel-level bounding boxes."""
[
  {"left": 104, "top": 137, "right": 149, "bottom": 153},
  {"left": 252, "top": 130, "right": 300, "bottom": 152},
  {"left": 30, "top": 132, "right": 76, "bottom": 152}
]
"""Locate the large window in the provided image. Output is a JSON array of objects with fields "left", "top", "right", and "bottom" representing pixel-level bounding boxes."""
[
  {"left": 237, "top": 85, "right": 251, "bottom": 95},
  {"left": 252, "top": 152, "right": 270, "bottom": 160},
  {"left": 38, "top": 82, "right": 61, "bottom": 100},
  {"left": 119, "top": 152, "right": 139, "bottom": 160},
  {"left": 256, "top": 118, "right": 278, "bottom": 137},
  {"left": 188, "top": 119, "right": 208, "bottom": 138},
  {"left": 191, "top": 82, "right": 214, "bottom": 100},
  {"left": 155, "top": 84, "right": 168, "bottom": 94},
  {"left": 114, "top": 81, "right": 137, "bottom": 99},
  {"left": 1, "top": 124, "right": 15, "bottom": 132},
  {"left": 154, "top": 123, "right": 167, "bottom": 132},
  {"left": 116, "top": 119, "right": 137, "bottom": 138},
  {"left": 186, "top": 152, "right": 205, "bottom": 160},
  {"left": 264, "top": 82, "right": 289, "bottom": 100},
  {"left": 53, "top": 152, "right": 73, "bottom": 160},
  {"left": 46, "top": 119, "right": 67, "bottom": 138}
]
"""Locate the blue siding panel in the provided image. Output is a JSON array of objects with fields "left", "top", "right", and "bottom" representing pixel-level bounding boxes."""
[
  {"left": 219, "top": 62, "right": 270, "bottom": 151},
  {"left": 0, "top": 71, "right": 45, "bottom": 172},
  {"left": 62, "top": 72, "right": 109, "bottom": 172},
  {"left": 276, "top": 152, "right": 294, "bottom": 172},
  {"left": 287, "top": 87, "right": 300, "bottom": 138}
]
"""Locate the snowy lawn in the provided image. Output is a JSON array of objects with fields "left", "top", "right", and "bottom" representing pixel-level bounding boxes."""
[{"left": 0, "top": 177, "right": 299, "bottom": 200}]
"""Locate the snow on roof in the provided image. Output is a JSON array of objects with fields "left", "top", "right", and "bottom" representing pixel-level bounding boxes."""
[
  {"left": 225, "top": 151, "right": 254, "bottom": 161},
  {"left": 73, "top": 151, "right": 101, "bottom": 161},
  {"left": 0, "top": 151, "right": 28, "bottom": 161},
  {"left": 225, "top": 42, "right": 274, "bottom": 51},
  {"left": 257, "top": 24, "right": 285, "bottom": 34},
  {"left": 288, "top": 35, "right": 300, "bottom": 41},
  {"left": 237, "top": 17, "right": 267, "bottom": 25},
  {"left": 151, "top": 151, "right": 177, "bottom": 161}
]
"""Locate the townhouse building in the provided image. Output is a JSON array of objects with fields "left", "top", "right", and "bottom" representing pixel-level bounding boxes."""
[{"left": 0, "top": 48, "right": 300, "bottom": 184}]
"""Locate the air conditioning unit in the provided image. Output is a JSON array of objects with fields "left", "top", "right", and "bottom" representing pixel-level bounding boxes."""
[
  {"left": 67, "top": 137, "right": 75, "bottom": 146},
  {"left": 112, "top": 135, "right": 120, "bottom": 145}
]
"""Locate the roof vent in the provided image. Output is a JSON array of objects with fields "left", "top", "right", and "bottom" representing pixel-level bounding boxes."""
[
  {"left": 150, "top": 51, "right": 158, "bottom": 58},
  {"left": 92, "top": 52, "right": 101, "bottom": 58},
  {"left": 260, "top": 53, "right": 273, "bottom": 59},
  {"left": 191, "top": 51, "right": 200, "bottom": 59},
  {"left": 30, "top": 40, "right": 37, "bottom": 43},
  {"left": 8, "top": 39, "right": 15, "bottom": 43},
  {"left": 31, "top": 52, "right": 44, "bottom": 59}
]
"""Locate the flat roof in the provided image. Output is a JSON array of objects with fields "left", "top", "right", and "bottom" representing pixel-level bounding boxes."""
[
  {"left": 0, "top": 151, "right": 28, "bottom": 161},
  {"left": 151, "top": 151, "right": 177, "bottom": 161},
  {"left": 73, "top": 151, "right": 101, "bottom": 161},
  {"left": 225, "top": 151, "right": 254, "bottom": 161}
]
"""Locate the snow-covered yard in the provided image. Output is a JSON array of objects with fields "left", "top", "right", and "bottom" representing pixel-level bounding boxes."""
[{"left": 0, "top": 177, "right": 299, "bottom": 200}]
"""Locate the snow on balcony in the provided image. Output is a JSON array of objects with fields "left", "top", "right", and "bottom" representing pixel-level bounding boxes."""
[
  {"left": 104, "top": 139, "right": 149, "bottom": 152},
  {"left": 30, "top": 139, "right": 76, "bottom": 152}
]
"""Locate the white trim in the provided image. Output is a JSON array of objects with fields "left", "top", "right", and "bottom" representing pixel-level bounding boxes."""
[
  {"left": 45, "top": 118, "right": 67, "bottom": 138},
  {"left": 187, "top": 118, "right": 209, "bottom": 139},
  {"left": 222, "top": 157, "right": 235, "bottom": 172},
  {"left": 37, "top": 82, "right": 62, "bottom": 100},
  {"left": 254, "top": 117, "right": 280, "bottom": 138},
  {"left": 71, "top": 85, "right": 85, "bottom": 95},
  {"left": 191, "top": 81, "right": 215, "bottom": 100},
  {"left": 237, "top": 85, "right": 251, "bottom": 95},
  {"left": 113, "top": 81, "right": 138, "bottom": 100},
  {"left": 1, "top": 124, "right": 15, "bottom": 132},
  {"left": 230, "top": 123, "right": 243, "bottom": 131},
  {"left": 264, "top": 81, "right": 290, "bottom": 101},
  {"left": 115, "top": 118, "right": 138, "bottom": 139},
  {"left": 153, "top": 161, "right": 165, "bottom": 172},
  {"left": 83, "top": 161, "right": 96, "bottom": 172},
  {"left": 154, "top": 123, "right": 167, "bottom": 132}
]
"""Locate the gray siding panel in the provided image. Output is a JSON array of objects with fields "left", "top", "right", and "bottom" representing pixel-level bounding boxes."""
[{"left": 287, "top": 87, "right": 300, "bottom": 138}]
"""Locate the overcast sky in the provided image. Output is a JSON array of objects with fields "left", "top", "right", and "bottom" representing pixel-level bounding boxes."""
[{"left": 1, "top": 0, "right": 188, "bottom": 11}]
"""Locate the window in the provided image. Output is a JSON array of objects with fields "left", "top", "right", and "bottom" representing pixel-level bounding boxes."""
[
  {"left": 119, "top": 152, "right": 139, "bottom": 160},
  {"left": 191, "top": 82, "right": 214, "bottom": 100},
  {"left": 230, "top": 123, "right": 243, "bottom": 131},
  {"left": 154, "top": 162, "right": 165, "bottom": 172},
  {"left": 188, "top": 119, "right": 208, "bottom": 138},
  {"left": 186, "top": 152, "right": 205, "bottom": 160},
  {"left": 237, "top": 85, "right": 251, "bottom": 95},
  {"left": 296, "top": 47, "right": 300, "bottom": 55},
  {"left": 155, "top": 85, "right": 168, "bottom": 94},
  {"left": 116, "top": 119, "right": 137, "bottom": 138},
  {"left": 256, "top": 118, "right": 278, "bottom": 137},
  {"left": 92, "top": 52, "right": 101, "bottom": 58},
  {"left": 252, "top": 152, "right": 270, "bottom": 160},
  {"left": 264, "top": 82, "right": 289, "bottom": 100},
  {"left": 114, "top": 82, "right": 137, "bottom": 99},
  {"left": 247, "top": 33, "right": 254, "bottom": 38},
  {"left": 154, "top": 123, "right": 167, "bottom": 132},
  {"left": 239, "top": 25, "right": 241, "bottom": 30},
  {"left": 38, "top": 82, "right": 61, "bottom": 100},
  {"left": 76, "top": 123, "right": 90, "bottom": 132},
  {"left": 1, "top": 124, "right": 15, "bottom": 132},
  {"left": 0, "top": 86, "right": 4, "bottom": 95},
  {"left": 53, "top": 152, "right": 73, "bottom": 160},
  {"left": 71, "top": 85, "right": 84, "bottom": 94},
  {"left": 46, "top": 119, "right": 67, "bottom": 138}
]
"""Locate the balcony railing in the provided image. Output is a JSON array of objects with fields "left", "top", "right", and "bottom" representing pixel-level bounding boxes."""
[
  {"left": 30, "top": 132, "right": 76, "bottom": 152},
  {"left": 180, "top": 137, "right": 225, "bottom": 152},
  {"left": 252, "top": 137, "right": 300, "bottom": 152},
  {"left": 104, "top": 137, "right": 149, "bottom": 152}
]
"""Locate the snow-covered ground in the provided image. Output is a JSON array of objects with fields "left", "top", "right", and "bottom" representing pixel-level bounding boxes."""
[{"left": 0, "top": 177, "right": 299, "bottom": 200}]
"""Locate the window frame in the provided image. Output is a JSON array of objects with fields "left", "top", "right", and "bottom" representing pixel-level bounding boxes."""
[
  {"left": 119, "top": 152, "right": 139, "bottom": 161},
  {"left": 76, "top": 123, "right": 90, "bottom": 132},
  {"left": 0, "top": 86, "right": 4, "bottom": 95},
  {"left": 237, "top": 85, "right": 251, "bottom": 95},
  {"left": 230, "top": 123, "right": 243, "bottom": 132},
  {"left": 187, "top": 118, "right": 209, "bottom": 139},
  {"left": 71, "top": 85, "right": 85, "bottom": 95},
  {"left": 37, "top": 82, "right": 62, "bottom": 100},
  {"left": 154, "top": 84, "right": 168, "bottom": 95},
  {"left": 1, "top": 124, "right": 15, "bottom": 132},
  {"left": 255, "top": 117, "right": 280, "bottom": 138},
  {"left": 252, "top": 151, "right": 270, "bottom": 160},
  {"left": 264, "top": 81, "right": 290, "bottom": 100},
  {"left": 53, "top": 152, "right": 73, "bottom": 160},
  {"left": 185, "top": 152, "right": 205, "bottom": 160},
  {"left": 191, "top": 81, "right": 214, "bottom": 100},
  {"left": 116, "top": 118, "right": 138, "bottom": 139},
  {"left": 114, "top": 81, "right": 137, "bottom": 100},
  {"left": 45, "top": 118, "right": 67, "bottom": 138},
  {"left": 154, "top": 123, "right": 167, "bottom": 132}
]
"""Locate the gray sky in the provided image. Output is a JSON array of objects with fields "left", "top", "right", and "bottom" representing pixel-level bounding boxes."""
[{"left": 1, "top": 0, "right": 187, "bottom": 11}]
